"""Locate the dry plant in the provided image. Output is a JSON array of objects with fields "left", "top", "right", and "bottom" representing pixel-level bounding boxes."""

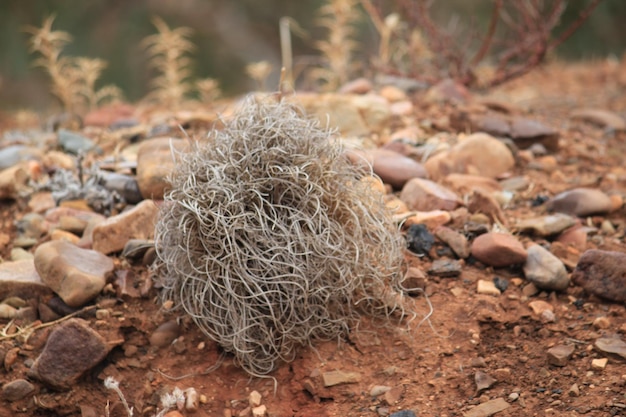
[
  {"left": 196, "top": 77, "right": 222, "bottom": 103},
  {"left": 25, "top": 15, "right": 122, "bottom": 112},
  {"left": 142, "top": 16, "right": 195, "bottom": 107},
  {"left": 245, "top": 61, "right": 273, "bottom": 91},
  {"left": 362, "top": 0, "right": 604, "bottom": 88},
  {"left": 311, "top": 0, "right": 361, "bottom": 90},
  {"left": 154, "top": 95, "right": 408, "bottom": 377},
  {"left": 104, "top": 376, "right": 184, "bottom": 417}
]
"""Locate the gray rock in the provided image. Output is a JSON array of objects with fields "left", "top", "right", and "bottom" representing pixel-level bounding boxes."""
[
  {"left": 0, "top": 145, "right": 43, "bottom": 170},
  {"left": 571, "top": 108, "right": 626, "bottom": 131},
  {"left": 546, "top": 188, "right": 613, "bottom": 216},
  {"left": 475, "top": 371, "right": 497, "bottom": 392},
  {"left": 571, "top": 250, "right": 626, "bottom": 302},
  {"left": 2, "top": 379, "right": 35, "bottom": 401},
  {"left": 523, "top": 244, "right": 569, "bottom": 291},
  {"left": 30, "top": 318, "right": 114, "bottom": 390},
  {"left": 92, "top": 199, "right": 158, "bottom": 254},
  {"left": 34, "top": 240, "right": 114, "bottom": 307},
  {"left": 97, "top": 171, "right": 143, "bottom": 204},
  {"left": 390, "top": 411, "right": 417, "bottom": 417},
  {"left": 57, "top": 129, "right": 98, "bottom": 154}
]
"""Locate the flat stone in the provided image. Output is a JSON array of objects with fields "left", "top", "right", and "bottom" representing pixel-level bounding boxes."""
[
  {"left": 367, "top": 148, "right": 427, "bottom": 189},
  {"left": 509, "top": 117, "right": 559, "bottom": 151},
  {"left": 571, "top": 108, "right": 626, "bottom": 131},
  {"left": 474, "top": 371, "right": 497, "bottom": 392},
  {"left": 322, "top": 370, "right": 362, "bottom": 387},
  {"left": 571, "top": 250, "right": 626, "bottom": 302},
  {"left": 136, "top": 138, "right": 188, "bottom": 200},
  {"left": 477, "top": 280, "right": 501, "bottom": 296},
  {"left": 516, "top": 213, "right": 577, "bottom": 236},
  {"left": 547, "top": 344, "right": 575, "bottom": 366},
  {"left": 383, "top": 385, "right": 404, "bottom": 406},
  {"left": 400, "top": 210, "right": 451, "bottom": 229},
  {"left": 92, "top": 199, "right": 158, "bottom": 254},
  {"left": 528, "top": 300, "right": 553, "bottom": 316},
  {"left": 370, "top": 385, "right": 392, "bottom": 397},
  {"left": 0, "top": 145, "right": 43, "bottom": 170},
  {"left": 591, "top": 358, "right": 608, "bottom": 370},
  {"left": 425, "top": 133, "right": 515, "bottom": 180},
  {"left": 34, "top": 240, "right": 114, "bottom": 307},
  {"left": 523, "top": 244, "right": 569, "bottom": 291},
  {"left": 434, "top": 226, "right": 470, "bottom": 258},
  {"left": 400, "top": 178, "right": 461, "bottom": 212},
  {"left": 2, "top": 379, "right": 35, "bottom": 401},
  {"left": 594, "top": 337, "right": 626, "bottom": 360},
  {"left": 471, "top": 233, "right": 527, "bottom": 268},
  {"left": 30, "top": 318, "right": 115, "bottom": 390},
  {"left": 0, "top": 259, "right": 51, "bottom": 301},
  {"left": 428, "top": 259, "right": 462, "bottom": 277},
  {"left": 463, "top": 397, "right": 509, "bottom": 417},
  {"left": 57, "top": 129, "right": 98, "bottom": 154},
  {"left": 546, "top": 188, "right": 613, "bottom": 216}
]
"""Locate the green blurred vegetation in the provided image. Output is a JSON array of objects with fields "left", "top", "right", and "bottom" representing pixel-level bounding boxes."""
[{"left": 0, "top": 0, "right": 624, "bottom": 111}]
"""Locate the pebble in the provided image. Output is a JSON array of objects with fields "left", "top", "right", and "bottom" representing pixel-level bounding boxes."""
[
  {"left": 149, "top": 320, "right": 180, "bottom": 347},
  {"left": 136, "top": 138, "right": 186, "bottom": 200},
  {"left": 252, "top": 405, "right": 267, "bottom": 417},
  {"left": 383, "top": 386, "right": 403, "bottom": 405},
  {"left": 185, "top": 387, "right": 199, "bottom": 412},
  {"left": 400, "top": 178, "right": 461, "bottom": 212},
  {"left": 0, "top": 259, "right": 52, "bottom": 301},
  {"left": 424, "top": 133, "right": 515, "bottom": 180},
  {"left": 570, "top": 108, "right": 626, "bottom": 131},
  {"left": 2, "top": 379, "right": 35, "bottom": 401},
  {"left": 367, "top": 148, "right": 427, "bottom": 189},
  {"left": 523, "top": 244, "right": 569, "bottom": 291},
  {"left": 591, "top": 358, "right": 608, "bottom": 370},
  {"left": 434, "top": 226, "right": 470, "bottom": 258},
  {"left": 405, "top": 224, "right": 435, "bottom": 256},
  {"left": 547, "top": 344, "right": 575, "bottom": 366},
  {"left": 568, "top": 383, "right": 580, "bottom": 397},
  {"left": 97, "top": 171, "right": 143, "bottom": 204},
  {"left": 401, "top": 210, "right": 451, "bottom": 229},
  {"left": 467, "top": 188, "right": 507, "bottom": 225},
  {"left": 444, "top": 174, "right": 502, "bottom": 194},
  {"left": 507, "top": 392, "right": 519, "bottom": 402},
  {"left": 528, "top": 300, "right": 554, "bottom": 317},
  {"left": 571, "top": 250, "right": 626, "bottom": 302},
  {"left": 510, "top": 117, "right": 559, "bottom": 151},
  {"left": 370, "top": 385, "right": 392, "bottom": 397},
  {"left": 546, "top": 188, "right": 613, "bottom": 216},
  {"left": 379, "top": 85, "right": 407, "bottom": 102},
  {"left": 92, "top": 199, "right": 158, "bottom": 254},
  {"left": 322, "top": 370, "right": 362, "bottom": 387},
  {"left": 57, "top": 129, "right": 99, "bottom": 154},
  {"left": 0, "top": 303, "right": 17, "bottom": 318},
  {"left": 34, "top": 240, "right": 114, "bottom": 307},
  {"left": 463, "top": 397, "right": 510, "bottom": 417},
  {"left": 471, "top": 233, "right": 527, "bottom": 267},
  {"left": 30, "top": 318, "right": 115, "bottom": 390},
  {"left": 389, "top": 411, "right": 417, "bottom": 417},
  {"left": 0, "top": 145, "right": 43, "bottom": 170},
  {"left": 249, "top": 390, "right": 262, "bottom": 407},
  {"left": 516, "top": 213, "right": 577, "bottom": 236},
  {"left": 594, "top": 337, "right": 626, "bottom": 360},
  {"left": 474, "top": 371, "right": 497, "bottom": 392},
  {"left": 592, "top": 316, "right": 610, "bottom": 329},
  {"left": 401, "top": 267, "right": 426, "bottom": 295},
  {"left": 477, "top": 280, "right": 501, "bottom": 296},
  {"left": 0, "top": 163, "right": 30, "bottom": 200},
  {"left": 428, "top": 259, "right": 463, "bottom": 277},
  {"left": 338, "top": 78, "right": 373, "bottom": 94},
  {"left": 425, "top": 78, "right": 471, "bottom": 104},
  {"left": 9, "top": 247, "right": 33, "bottom": 261}
]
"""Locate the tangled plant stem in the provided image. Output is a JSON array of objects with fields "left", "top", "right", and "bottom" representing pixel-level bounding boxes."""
[{"left": 154, "top": 95, "right": 407, "bottom": 377}]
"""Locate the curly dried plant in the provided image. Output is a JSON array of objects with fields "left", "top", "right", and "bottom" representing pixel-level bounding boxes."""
[
  {"left": 311, "top": 0, "right": 361, "bottom": 90},
  {"left": 154, "top": 96, "right": 408, "bottom": 377},
  {"left": 143, "top": 16, "right": 195, "bottom": 107},
  {"left": 25, "top": 16, "right": 122, "bottom": 112}
]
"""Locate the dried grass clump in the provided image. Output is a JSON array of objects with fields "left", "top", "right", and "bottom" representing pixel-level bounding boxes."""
[{"left": 154, "top": 95, "right": 406, "bottom": 376}]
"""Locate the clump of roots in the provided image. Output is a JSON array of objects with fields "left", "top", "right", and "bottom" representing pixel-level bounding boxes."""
[{"left": 154, "top": 95, "right": 407, "bottom": 377}]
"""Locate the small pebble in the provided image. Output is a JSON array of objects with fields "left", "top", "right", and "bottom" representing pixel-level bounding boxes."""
[{"left": 591, "top": 358, "right": 608, "bottom": 370}]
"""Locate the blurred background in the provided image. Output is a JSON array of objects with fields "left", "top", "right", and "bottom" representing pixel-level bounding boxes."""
[{"left": 1, "top": 0, "right": 625, "bottom": 111}]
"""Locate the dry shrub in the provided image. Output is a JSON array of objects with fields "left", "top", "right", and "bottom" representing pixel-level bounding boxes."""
[{"left": 154, "top": 95, "right": 407, "bottom": 376}]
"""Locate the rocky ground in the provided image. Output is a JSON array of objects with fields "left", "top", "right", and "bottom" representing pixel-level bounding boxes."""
[{"left": 0, "top": 59, "right": 625, "bottom": 417}]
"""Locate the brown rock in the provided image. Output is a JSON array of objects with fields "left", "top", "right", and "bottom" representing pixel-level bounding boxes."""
[
  {"left": 368, "top": 148, "right": 427, "bottom": 189},
  {"left": 31, "top": 318, "right": 116, "bottom": 390},
  {"left": 444, "top": 174, "right": 502, "bottom": 194},
  {"left": 516, "top": 213, "right": 577, "bottom": 236},
  {"left": 136, "top": 138, "right": 188, "bottom": 200},
  {"left": 0, "top": 259, "right": 52, "bottom": 301},
  {"left": 434, "top": 226, "right": 470, "bottom": 258},
  {"left": 322, "top": 370, "right": 361, "bottom": 387},
  {"left": 92, "top": 200, "right": 158, "bottom": 254},
  {"left": 467, "top": 188, "right": 507, "bottom": 225},
  {"left": 547, "top": 344, "right": 575, "bottom": 366},
  {"left": 594, "top": 337, "right": 626, "bottom": 360},
  {"left": 509, "top": 117, "right": 559, "bottom": 151},
  {"left": 425, "top": 133, "right": 515, "bottom": 180},
  {"left": 463, "top": 397, "right": 509, "bottom": 417},
  {"left": 571, "top": 108, "right": 626, "bottom": 131},
  {"left": 471, "top": 233, "right": 527, "bottom": 267},
  {"left": 0, "top": 163, "right": 30, "bottom": 200},
  {"left": 546, "top": 188, "right": 613, "bottom": 216},
  {"left": 474, "top": 371, "right": 497, "bottom": 392},
  {"left": 2, "top": 379, "right": 35, "bottom": 401},
  {"left": 34, "top": 240, "right": 114, "bottom": 307},
  {"left": 400, "top": 178, "right": 461, "bottom": 212},
  {"left": 149, "top": 320, "right": 180, "bottom": 347},
  {"left": 571, "top": 250, "right": 626, "bottom": 302},
  {"left": 338, "top": 78, "right": 373, "bottom": 95},
  {"left": 425, "top": 79, "right": 471, "bottom": 104},
  {"left": 523, "top": 244, "right": 570, "bottom": 291}
]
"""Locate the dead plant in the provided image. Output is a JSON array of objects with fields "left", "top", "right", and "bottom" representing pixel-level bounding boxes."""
[{"left": 154, "top": 95, "right": 408, "bottom": 377}]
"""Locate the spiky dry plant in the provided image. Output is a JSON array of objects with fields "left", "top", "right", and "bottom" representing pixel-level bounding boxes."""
[
  {"left": 143, "top": 16, "right": 195, "bottom": 108},
  {"left": 312, "top": 0, "right": 361, "bottom": 90},
  {"left": 25, "top": 15, "right": 76, "bottom": 111},
  {"left": 25, "top": 16, "right": 122, "bottom": 113},
  {"left": 245, "top": 61, "right": 273, "bottom": 91},
  {"left": 154, "top": 95, "right": 408, "bottom": 377},
  {"left": 196, "top": 77, "right": 221, "bottom": 103}
]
